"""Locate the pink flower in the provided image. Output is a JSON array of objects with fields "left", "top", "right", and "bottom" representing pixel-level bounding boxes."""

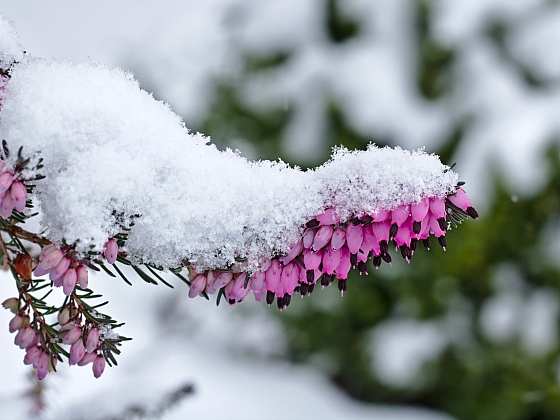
[
  {"left": 279, "top": 239, "right": 303, "bottom": 265},
  {"left": 330, "top": 226, "right": 346, "bottom": 250},
  {"left": 0, "top": 171, "right": 13, "bottom": 195},
  {"left": 50, "top": 257, "right": 70, "bottom": 281},
  {"left": 24, "top": 346, "right": 41, "bottom": 366},
  {"left": 69, "top": 339, "right": 86, "bottom": 365},
  {"left": 188, "top": 274, "right": 207, "bottom": 298},
  {"left": 10, "top": 181, "right": 27, "bottom": 212},
  {"left": 93, "top": 355, "right": 106, "bottom": 378},
  {"left": 448, "top": 188, "right": 479, "bottom": 219},
  {"left": 104, "top": 238, "right": 118, "bottom": 264},
  {"left": 62, "top": 326, "right": 82, "bottom": 345},
  {"left": 312, "top": 225, "right": 334, "bottom": 251},
  {"left": 8, "top": 314, "right": 24, "bottom": 333},
  {"left": 0, "top": 192, "right": 14, "bottom": 218},
  {"left": 346, "top": 223, "right": 363, "bottom": 254},
  {"left": 86, "top": 328, "right": 99, "bottom": 353},
  {"left": 322, "top": 246, "right": 341, "bottom": 275},
  {"left": 62, "top": 268, "right": 77, "bottom": 296},
  {"left": 77, "top": 264, "right": 88, "bottom": 289},
  {"left": 77, "top": 351, "right": 97, "bottom": 366},
  {"left": 37, "top": 249, "right": 64, "bottom": 272}
]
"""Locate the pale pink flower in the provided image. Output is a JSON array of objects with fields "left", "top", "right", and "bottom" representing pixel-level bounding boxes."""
[
  {"left": 104, "top": 238, "right": 118, "bottom": 264},
  {"left": 93, "top": 355, "right": 106, "bottom": 378}
]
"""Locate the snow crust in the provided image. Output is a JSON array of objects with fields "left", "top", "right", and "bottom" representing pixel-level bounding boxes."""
[{"left": 0, "top": 14, "right": 457, "bottom": 272}]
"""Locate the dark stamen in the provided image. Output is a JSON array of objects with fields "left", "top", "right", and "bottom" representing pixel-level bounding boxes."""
[
  {"left": 410, "top": 238, "right": 418, "bottom": 253},
  {"left": 380, "top": 240, "right": 388, "bottom": 255},
  {"left": 373, "top": 255, "right": 381, "bottom": 269},
  {"left": 277, "top": 297, "right": 284, "bottom": 310},
  {"left": 422, "top": 238, "right": 431, "bottom": 250},
  {"left": 306, "top": 219, "right": 320, "bottom": 228},
  {"left": 284, "top": 293, "right": 291, "bottom": 307},
  {"left": 438, "top": 218, "right": 447, "bottom": 232},
  {"left": 358, "top": 261, "right": 368, "bottom": 275},
  {"left": 413, "top": 221, "right": 421, "bottom": 234},
  {"left": 438, "top": 236, "right": 447, "bottom": 250},
  {"left": 266, "top": 291, "right": 275, "bottom": 305},
  {"left": 300, "top": 283, "right": 309, "bottom": 296},
  {"left": 381, "top": 252, "right": 392, "bottom": 264},
  {"left": 306, "top": 270, "right": 315, "bottom": 284},
  {"left": 350, "top": 253, "right": 358, "bottom": 267},
  {"left": 338, "top": 279, "right": 347, "bottom": 293},
  {"left": 389, "top": 223, "right": 398, "bottom": 240},
  {"left": 467, "top": 207, "right": 479, "bottom": 219},
  {"left": 361, "top": 215, "right": 373, "bottom": 225}
]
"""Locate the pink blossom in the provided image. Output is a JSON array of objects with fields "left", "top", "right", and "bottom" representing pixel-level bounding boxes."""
[
  {"left": 330, "top": 226, "right": 346, "bottom": 250},
  {"left": 24, "top": 346, "right": 41, "bottom": 366},
  {"left": 38, "top": 249, "right": 64, "bottom": 271},
  {"left": 93, "top": 355, "right": 106, "bottom": 378},
  {"left": 212, "top": 272, "right": 233, "bottom": 290},
  {"left": 336, "top": 247, "right": 352, "bottom": 280},
  {"left": 0, "top": 171, "right": 13, "bottom": 195},
  {"left": 62, "top": 268, "right": 77, "bottom": 296},
  {"left": 8, "top": 314, "right": 24, "bottom": 333},
  {"left": 104, "top": 238, "right": 118, "bottom": 264},
  {"left": 303, "top": 227, "right": 317, "bottom": 248},
  {"left": 188, "top": 274, "right": 207, "bottom": 298},
  {"left": 61, "top": 326, "right": 82, "bottom": 345},
  {"left": 312, "top": 225, "right": 334, "bottom": 251},
  {"left": 303, "top": 248, "right": 323, "bottom": 271},
  {"left": 69, "top": 339, "right": 86, "bottom": 365},
  {"left": 10, "top": 181, "right": 27, "bottom": 212},
  {"left": 346, "top": 223, "right": 363, "bottom": 254},
  {"left": 0, "top": 193, "right": 14, "bottom": 218},
  {"left": 316, "top": 208, "right": 337, "bottom": 225},
  {"left": 86, "top": 328, "right": 99, "bottom": 353},
  {"left": 77, "top": 351, "right": 97, "bottom": 366},
  {"left": 77, "top": 264, "right": 88, "bottom": 288},
  {"left": 279, "top": 239, "right": 303, "bottom": 265},
  {"left": 50, "top": 256, "right": 70, "bottom": 281},
  {"left": 322, "top": 246, "right": 341, "bottom": 275},
  {"left": 448, "top": 188, "right": 479, "bottom": 219}
]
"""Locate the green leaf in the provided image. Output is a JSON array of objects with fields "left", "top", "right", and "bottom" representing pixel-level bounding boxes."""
[
  {"left": 98, "top": 263, "right": 117, "bottom": 278},
  {"left": 112, "top": 263, "right": 133, "bottom": 286},
  {"left": 132, "top": 266, "right": 158, "bottom": 285},
  {"left": 145, "top": 265, "right": 174, "bottom": 288}
]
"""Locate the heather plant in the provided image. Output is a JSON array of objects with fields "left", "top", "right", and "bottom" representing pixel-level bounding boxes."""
[{"left": 0, "top": 14, "right": 477, "bottom": 383}]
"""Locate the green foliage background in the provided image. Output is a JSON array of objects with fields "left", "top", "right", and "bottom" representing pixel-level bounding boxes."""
[{"left": 190, "top": 2, "right": 560, "bottom": 419}]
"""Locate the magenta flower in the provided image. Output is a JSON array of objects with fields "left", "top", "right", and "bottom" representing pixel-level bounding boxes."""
[
  {"left": 104, "top": 238, "right": 118, "bottom": 264},
  {"left": 93, "top": 355, "right": 106, "bottom": 378},
  {"left": 69, "top": 339, "right": 86, "bottom": 365}
]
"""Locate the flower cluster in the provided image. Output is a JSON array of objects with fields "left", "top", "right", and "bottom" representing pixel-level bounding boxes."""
[
  {"left": 0, "top": 159, "right": 28, "bottom": 218},
  {"left": 33, "top": 238, "right": 119, "bottom": 296},
  {"left": 188, "top": 188, "right": 478, "bottom": 310},
  {"left": 56, "top": 306, "right": 106, "bottom": 378}
]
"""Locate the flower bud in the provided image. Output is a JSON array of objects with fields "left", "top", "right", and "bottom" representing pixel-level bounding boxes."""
[
  {"left": 38, "top": 249, "right": 64, "bottom": 271},
  {"left": 78, "top": 351, "right": 97, "bottom": 366},
  {"left": 188, "top": 274, "right": 207, "bottom": 298},
  {"left": 8, "top": 314, "right": 24, "bottom": 333},
  {"left": 61, "top": 326, "right": 82, "bottom": 345},
  {"left": 62, "top": 268, "right": 77, "bottom": 296},
  {"left": 50, "top": 257, "right": 70, "bottom": 281},
  {"left": 0, "top": 193, "right": 14, "bottom": 218},
  {"left": 10, "top": 181, "right": 27, "bottom": 212},
  {"left": 77, "top": 264, "right": 88, "bottom": 288},
  {"left": 24, "top": 346, "right": 41, "bottom": 366},
  {"left": 15, "top": 326, "right": 36, "bottom": 349},
  {"left": 0, "top": 171, "right": 13, "bottom": 194},
  {"left": 2, "top": 297, "right": 18, "bottom": 313},
  {"left": 34, "top": 350, "right": 49, "bottom": 370},
  {"left": 103, "top": 238, "right": 118, "bottom": 264},
  {"left": 86, "top": 328, "right": 99, "bottom": 353},
  {"left": 69, "top": 339, "right": 86, "bottom": 365},
  {"left": 93, "top": 355, "right": 106, "bottom": 378},
  {"left": 57, "top": 307, "right": 70, "bottom": 325}
]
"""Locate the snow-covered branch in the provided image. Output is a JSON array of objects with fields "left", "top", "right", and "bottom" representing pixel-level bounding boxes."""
[{"left": 0, "top": 14, "right": 477, "bottom": 381}]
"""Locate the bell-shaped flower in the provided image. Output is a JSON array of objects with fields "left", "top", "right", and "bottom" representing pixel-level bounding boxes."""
[
  {"left": 0, "top": 171, "right": 13, "bottom": 195},
  {"left": 69, "top": 339, "right": 86, "bottom": 365},
  {"left": 10, "top": 181, "right": 27, "bottom": 212},
  {"left": 104, "top": 238, "right": 118, "bottom": 264},
  {"left": 86, "top": 328, "right": 100, "bottom": 353},
  {"left": 312, "top": 225, "right": 334, "bottom": 251},
  {"left": 93, "top": 355, "right": 106, "bottom": 378},
  {"left": 62, "top": 268, "right": 77, "bottom": 296}
]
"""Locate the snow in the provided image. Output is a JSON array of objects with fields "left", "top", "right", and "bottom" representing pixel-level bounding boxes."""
[{"left": 0, "top": 14, "right": 458, "bottom": 273}]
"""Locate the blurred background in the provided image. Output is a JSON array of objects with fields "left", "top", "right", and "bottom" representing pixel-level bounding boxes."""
[{"left": 2, "top": 1, "right": 560, "bottom": 419}]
